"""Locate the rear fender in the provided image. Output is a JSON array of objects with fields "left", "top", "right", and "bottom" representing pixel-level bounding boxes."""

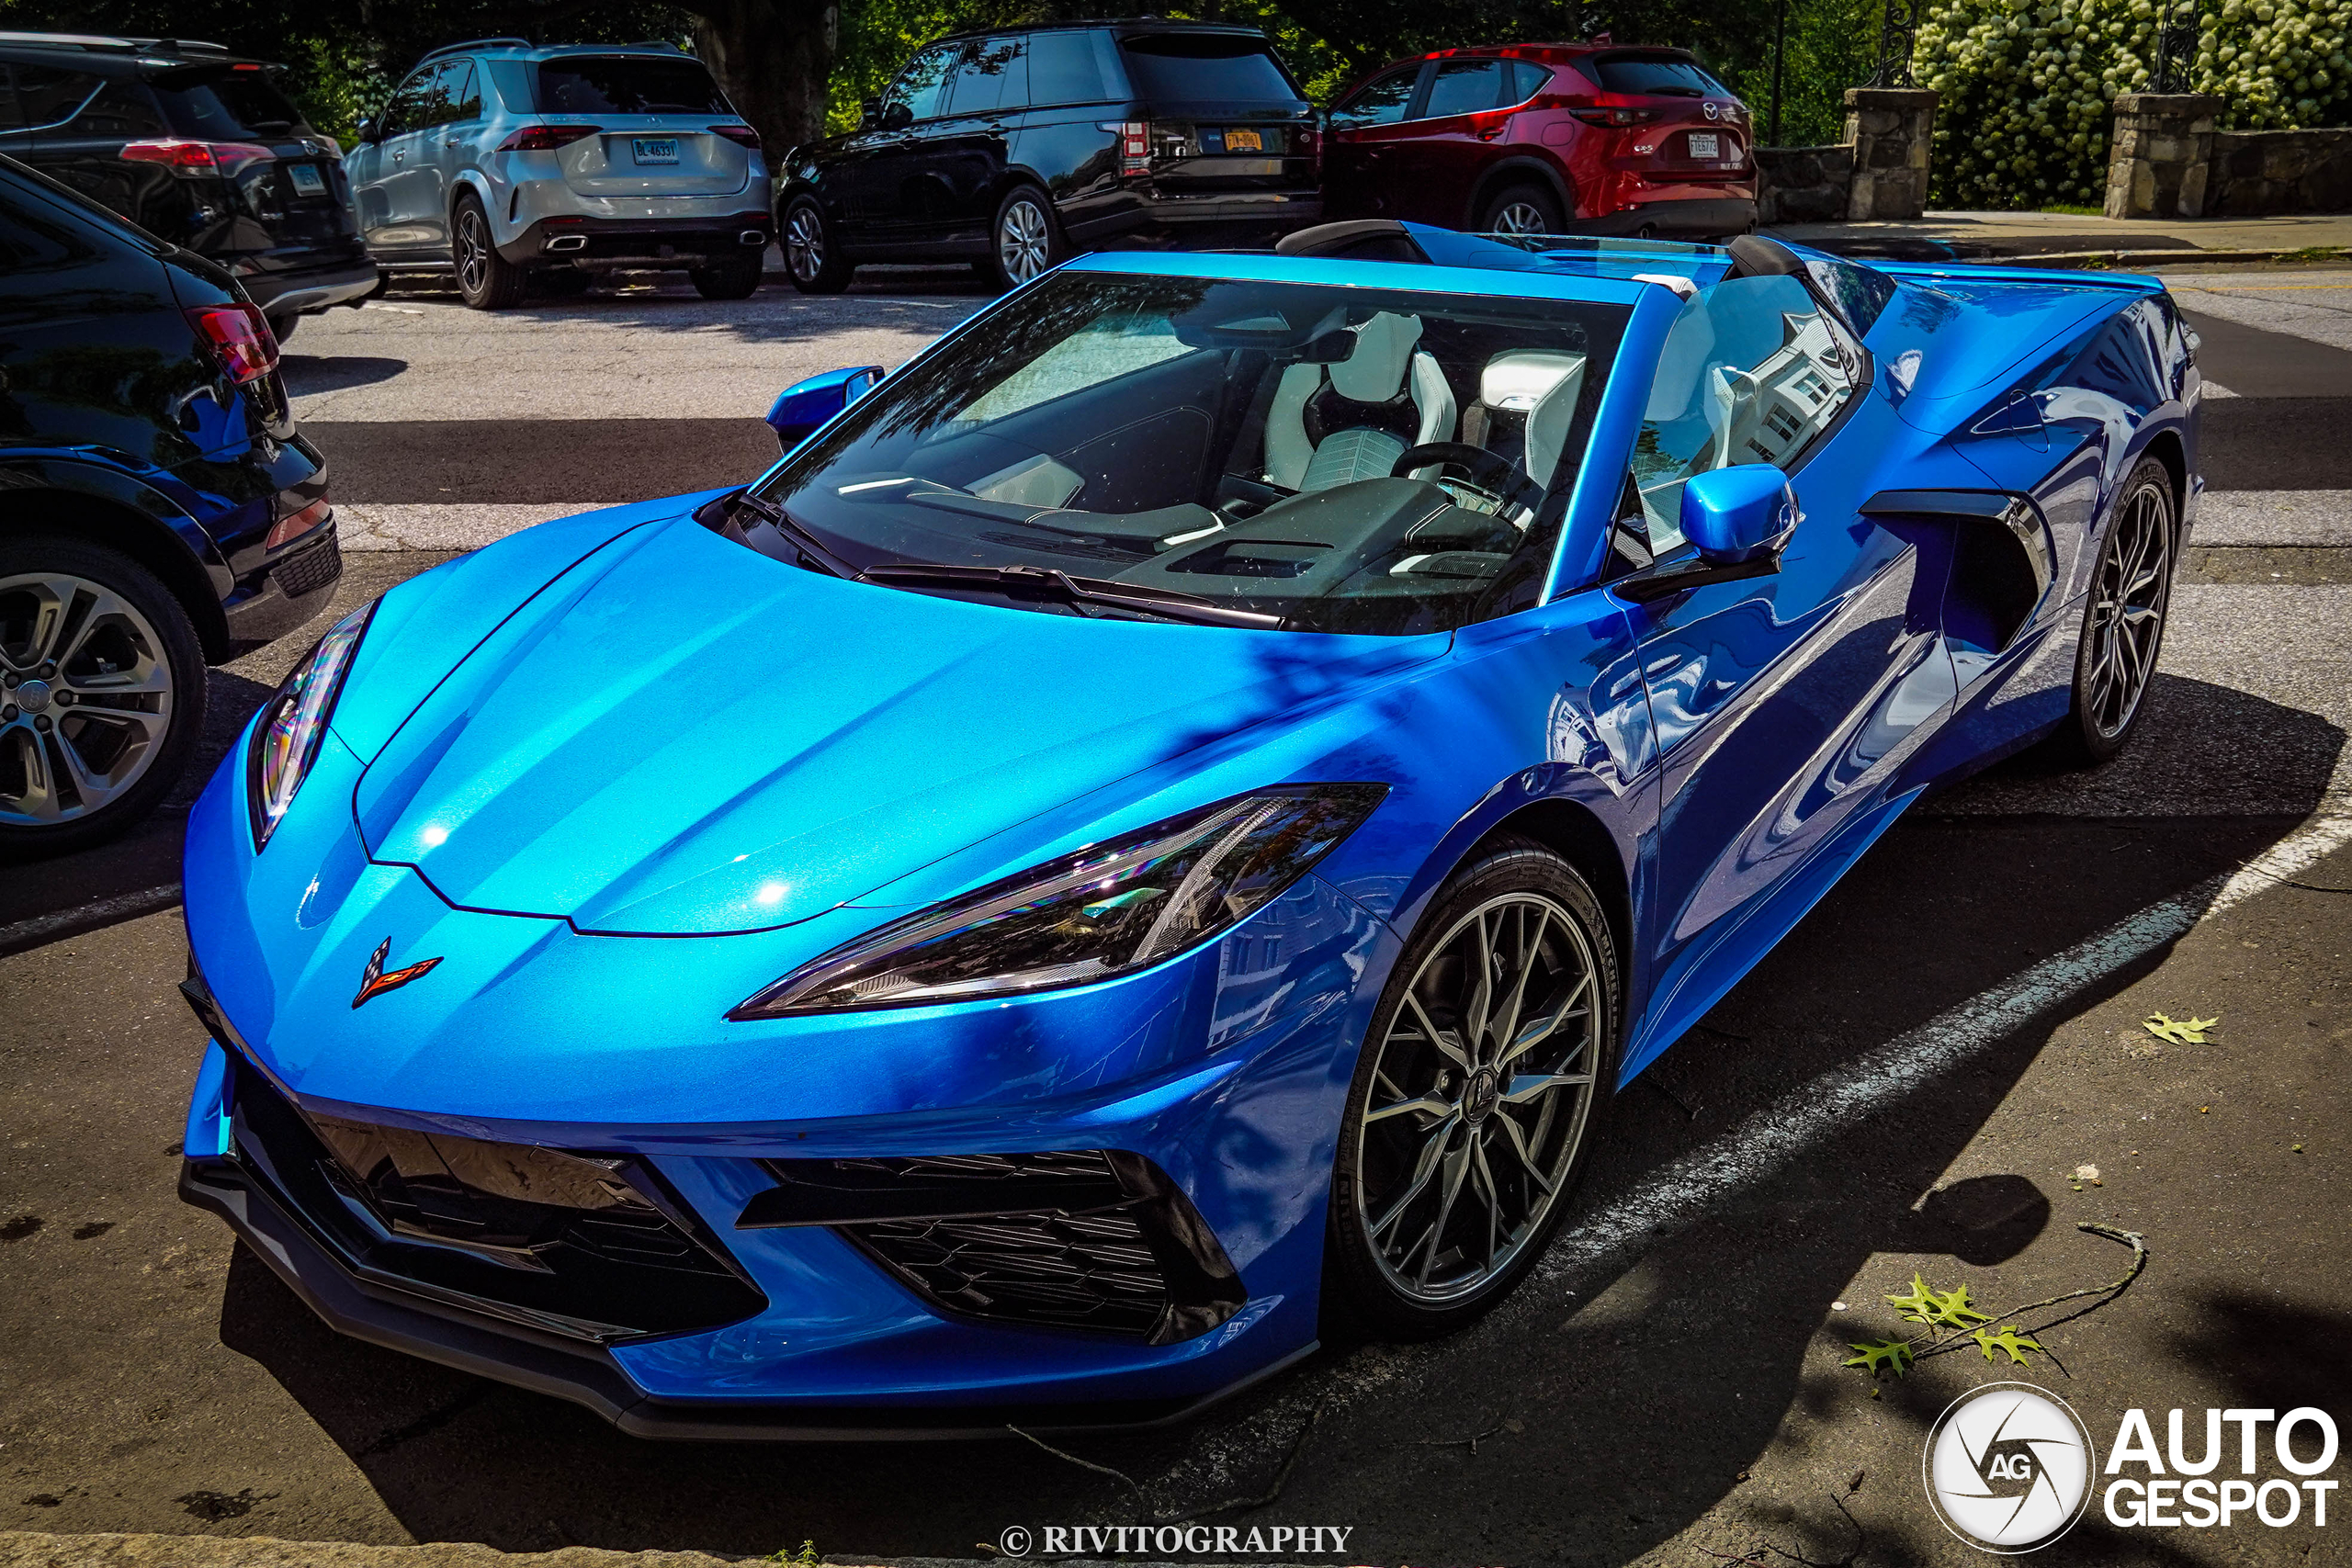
[
  {"left": 1464, "top": 155, "right": 1574, "bottom": 231},
  {"left": 0, "top": 453, "right": 231, "bottom": 658}
]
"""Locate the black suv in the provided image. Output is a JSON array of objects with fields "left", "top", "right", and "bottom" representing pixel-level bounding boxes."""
[
  {"left": 0, "top": 32, "right": 375, "bottom": 340},
  {"left": 777, "top": 21, "right": 1321, "bottom": 292},
  {"left": 0, "top": 152, "right": 340, "bottom": 853}
]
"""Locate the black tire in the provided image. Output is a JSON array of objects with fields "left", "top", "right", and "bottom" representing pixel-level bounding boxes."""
[
  {"left": 528, "top": 267, "right": 594, "bottom": 298},
  {"left": 0, "top": 535, "right": 206, "bottom": 858},
  {"left": 265, "top": 310, "right": 299, "bottom": 345},
  {"left": 1477, "top": 182, "right": 1565, "bottom": 237},
  {"left": 689, "top": 250, "right": 764, "bottom": 300},
  {"left": 452, "top": 193, "right": 528, "bottom": 310},
  {"left": 988, "top": 185, "right": 1063, "bottom": 291},
  {"left": 1326, "top": 835, "right": 1621, "bottom": 1339},
  {"left": 781, "top": 195, "right": 853, "bottom": 294},
  {"left": 2049, "top": 456, "right": 2177, "bottom": 766}
]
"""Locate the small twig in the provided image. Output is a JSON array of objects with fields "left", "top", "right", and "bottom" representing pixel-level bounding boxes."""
[
  {"left": 1415, "top": 1411, "right": 1506, "bottom": 1454},
  {"left": 1913, "top": 1223, "right": 2146, "bottom": 1363},
  {"left": 1760, "top": 1494, "right": 1865, "bottom": 1568},
  {"left": 1696, "top": 1548, "right": 1770, "bottom": 1563},
  {"left": 2282, "top": 880, "right": 2352, "bottom": 894},
  {"left": 1007, "top": 1425, "right": 1147, "bottom": 1512},
  {"left": 1154, "top": 1402, "right": 1326, "bottom": 1525}
]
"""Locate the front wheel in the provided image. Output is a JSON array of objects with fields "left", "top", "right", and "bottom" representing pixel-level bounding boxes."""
[
  {"left": 452, "top": 195, "right": 527, "bottom": 310},
  {"left": 989, "top": 186, "right": 1061, "bottom": 291},
  {"left": 2052, "top": 456, "right": 2177, "bottom": 765},
  {"left": 0, "top": 536, "right": 205, "bottom": 857},
  {"left": 1326, "top": 837, "right": 1620, "bottom": 1339},
  {"left": 781, "top": 196, "right": 853, "bottom": 294},
  {"left": 689, "top": 251, "right": 763, "bottom": 299}
]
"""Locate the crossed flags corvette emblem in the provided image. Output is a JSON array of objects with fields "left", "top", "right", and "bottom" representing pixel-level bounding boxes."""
[{"left": 353, "top": 938, "right": 443, "bottom": 1009}]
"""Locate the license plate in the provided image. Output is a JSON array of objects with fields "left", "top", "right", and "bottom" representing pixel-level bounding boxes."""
[
  {"left": 286, "top": 163, "right": 327, "bottom": 197},
  {"left": 1222, "top": 127, "right": 1263, "bottom": 152},
  {"left": 1688, "top": 132, "right": 1720, "bottom": 160},
  {"left": 631, "top": 137, "right": 680, "bottom": 165}
]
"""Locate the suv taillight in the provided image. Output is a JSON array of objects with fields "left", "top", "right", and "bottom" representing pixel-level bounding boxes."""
[
  {"left": 710, "top": 124, "right": 761, "bottom": 151},
  {"left": 497, "top": 124, "right": 603, "bottom": 152},
  {"left": 121, "top": 139, "right": 275, "bottom": 176},
  {"left": 1567, "top": 106, "right": 1659, "bottom": 127},
  {"left": 1119, "top": 120, "right": 1150, "bottom": 176},
  {"left": 186, "top": 303, "right": 277, "bottom": 385}
]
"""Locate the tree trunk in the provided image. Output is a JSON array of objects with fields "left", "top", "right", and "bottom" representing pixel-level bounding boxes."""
[{"left": 684, "top": 0, "right": 840, "bottom": 165}]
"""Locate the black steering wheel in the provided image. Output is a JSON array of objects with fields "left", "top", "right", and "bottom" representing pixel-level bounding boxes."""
[{"left": 1391, "top": 442, "right": 1546, "bottom": 518}]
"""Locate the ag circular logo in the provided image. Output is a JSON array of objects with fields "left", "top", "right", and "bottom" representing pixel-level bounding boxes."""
[{"left": 1923, "top": 1382, "right": 2097, "bottom": 1552}]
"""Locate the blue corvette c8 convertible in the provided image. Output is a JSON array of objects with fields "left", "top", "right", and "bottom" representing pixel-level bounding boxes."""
[{"left": 177, "top": 225, "right": 2200, "bottom": 1437}]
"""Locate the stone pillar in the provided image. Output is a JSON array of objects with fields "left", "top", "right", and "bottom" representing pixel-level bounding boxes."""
[
  {"left": 2104, "top": 94, "right": 2224, "bottom": 219},
  {"left": 1842, "top": 87, "right": 1939, "bottom": 220}
]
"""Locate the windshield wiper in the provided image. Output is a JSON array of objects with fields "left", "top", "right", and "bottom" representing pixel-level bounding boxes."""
[
  {"left": 859, "top": 562, "right": 1286, "bottom": 629},
  {"left": 729, "top": 489, "right": 858, "bottom": 578}
]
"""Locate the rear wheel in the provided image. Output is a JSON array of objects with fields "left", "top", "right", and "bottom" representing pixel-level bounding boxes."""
[
  {"left": 2052, "top": 457, "right": 2177, "bottom": 765},
  {"left": 989, "top": 186, "right": 1061, "bottom": 290},
  {"left": 1478, "top": 183, "right": 1564, "bottom": 237},
  {"left": 0, "top": 536, "right": 205, "bottom": 857},
  {"left": 1326, "top": 837, "right": 1620, "bottom": 1338},
  {"left": 689, "top": 250, "right": 764, "bottom": 299},
  {"left": 782, "top": 196, "right": 853, "bottom": 294},
  {"left": 452, "top": 194, "right": 528, "bottom": 310}
]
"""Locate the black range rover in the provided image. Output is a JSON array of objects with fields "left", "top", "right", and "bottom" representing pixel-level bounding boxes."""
[
  {"left": 0, "top": 32, "right": 375, "bottom": 340},
  {"left": 777, "top": 20, "right": 1322, "bottom": 293}
]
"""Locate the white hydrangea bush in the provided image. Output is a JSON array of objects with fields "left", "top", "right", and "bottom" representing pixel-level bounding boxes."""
[{"left": 1917, "top": 0, "right": 2352, "bottom": 207}]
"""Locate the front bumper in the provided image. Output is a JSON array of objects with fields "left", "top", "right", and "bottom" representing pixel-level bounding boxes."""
[
  {"left": 239, "top": 256, "right": 381, "bottom": 316},
  {"left": 1060, "top": 188, "right": 1324, "bottom": 251},
  {"left": 496, "top": 213, "right": 773, "bottom": 267}
]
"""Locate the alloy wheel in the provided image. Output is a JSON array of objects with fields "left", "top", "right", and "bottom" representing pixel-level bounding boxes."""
[
  {"left": 456, "top": 209, "right": 490, "bottom": 297},
  {"left": 1492, "top": 200, "right": 1551, "bottom": 236},
  {"left": 0, "top": 572, "right": 174, "bottom": 827},
  {"left": 999, "top": 197, "right": 1051, "bottom": 285},
  {"left": 2085, "top": 483, "right": 2171, "bottom": 740},
  {"left": 786, "top": 205, "right": 826, "bottom": 282},
  {"left": 1353, "top": 892, "right": 1601, "bottom": 1303}
]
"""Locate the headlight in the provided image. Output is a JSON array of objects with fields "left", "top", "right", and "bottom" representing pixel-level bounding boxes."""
[
  {"left": 731, "top": 784, "right": 1387, "bottom": 1019},
  {"left": 245, "top": 603, "right": 372, "bottom": 849}
]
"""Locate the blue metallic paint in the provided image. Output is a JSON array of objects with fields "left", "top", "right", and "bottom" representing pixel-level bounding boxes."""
[{"left": 179, "top": 239, "right": 2198, "bottom": 1429}]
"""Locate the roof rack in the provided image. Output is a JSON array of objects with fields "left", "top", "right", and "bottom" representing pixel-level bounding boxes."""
[
  {"left": 419, "top": 37, "right": 532, "bottom": 63},
  {"left": 0, "top": 30, "right": 229, "bottom": 53}
]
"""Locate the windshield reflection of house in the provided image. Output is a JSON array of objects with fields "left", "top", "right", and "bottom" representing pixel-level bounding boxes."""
[{"left": 1706, "top": 310, "right": 1840, "bottom": 469}]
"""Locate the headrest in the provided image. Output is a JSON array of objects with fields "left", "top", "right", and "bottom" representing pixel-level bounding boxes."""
[
  {"left": 1479, "top": 350, "right": 1586, "bottom": 412},
  {"left": 1274, "top": 220, "right": 1432, "bottom": 265},
  {"left": 1329, "top": 311, "right": 1424, "bottom": 403}
]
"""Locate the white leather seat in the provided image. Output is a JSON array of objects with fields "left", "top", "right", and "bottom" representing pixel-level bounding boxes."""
[
  {"left": 1468, "top": 349, "right": 1587, "bottom": 491},
  {"left": 1263, "top": 312, "right": 1457, "bottom": 491}
]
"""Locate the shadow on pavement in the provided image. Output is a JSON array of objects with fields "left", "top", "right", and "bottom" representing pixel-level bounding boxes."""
[{"left": 203, "top": 675, "right": 2343, "bottom": 1562}]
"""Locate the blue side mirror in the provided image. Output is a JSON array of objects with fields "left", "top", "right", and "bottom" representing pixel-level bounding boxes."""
[
  {"left": 765, "top": 365, "right": 883, "bottom": 451},
  {"left": 1680, "top": 463, "right": 1798, "bottom": 565}
]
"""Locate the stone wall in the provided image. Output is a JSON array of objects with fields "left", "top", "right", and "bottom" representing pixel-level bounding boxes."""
[
  {"left": 2104, "top": 95, "right": 2222, "bottom": 219},
  {"left": 1844, "top": 87, "right": 1939, "bottom": 220},
  {"left": 1757, "top": 144, "right": 1856, "bottom": 224},
  {"left": 2206, "top": 128, "right": 2352, "bottom": 215}
]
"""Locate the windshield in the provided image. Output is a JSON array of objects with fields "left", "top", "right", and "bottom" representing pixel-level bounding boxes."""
[
  {"left": 535, "top": 57, "right": 732, "bottom": 115},
  {"left": 153, "top": 71, "right": 311, "bottom": 139},
  {"left": 751, "top": 273, "right": 1627, "bottom": 636}
]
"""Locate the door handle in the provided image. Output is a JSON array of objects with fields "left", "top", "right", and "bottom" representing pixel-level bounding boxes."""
[
  {"left": 445, "top": 137, "right": 464, "bottom": 147},
  {"left": 391, "top": 150, "right": 404, "bottom": 164}
]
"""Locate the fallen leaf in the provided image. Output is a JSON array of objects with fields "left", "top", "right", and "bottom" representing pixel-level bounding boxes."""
[
  {"left": 2292, "top": 1144, "right": 2305, "bottom": 1154},
  {"left": 1973, "top": 1325, "right": 2046, "bottom": 1365},
  {"left": 1844, "top": 1339, "right": 1915, "bottom": 1377},
  {"left": 2144, "top": 1013, "right": 2220, "bottom": 1044},
  {"left": 1886, "top": 1275, "right": 1993, "bottom": 1326},
  {"left": 2072, "top": 1163, "right": 2102, "bottom": 1185}
]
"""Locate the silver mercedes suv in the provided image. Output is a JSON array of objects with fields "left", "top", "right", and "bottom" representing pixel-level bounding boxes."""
[{"left": 345, "top": 40, "right": 773, "bottom": 308}]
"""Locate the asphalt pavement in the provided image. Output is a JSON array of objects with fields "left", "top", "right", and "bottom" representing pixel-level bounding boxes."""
[{"left": 1, "top": 260, "right": 2347, "bottom": 1567}]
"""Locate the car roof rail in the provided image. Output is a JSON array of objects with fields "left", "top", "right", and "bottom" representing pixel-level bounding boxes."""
[{"left": 419, "top": 37, "right": 532, "bottom": 63}]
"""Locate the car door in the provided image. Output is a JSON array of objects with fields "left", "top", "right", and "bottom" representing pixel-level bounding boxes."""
[
  {"left": 930, "top": 37, "right": 1028, "bottom": 246},
  {"left": 1322, "top": 62, "right": 1425, "bottom": 220},
  {"left": 350, "top": 67, "right": 438, "bottom": 249},
  {"left": 1620, "top": 273, "right": 1951, "bottom": 1055},
  {"left": 854, "top": 44, "right": 956, "bottom": 239},
  {"left": 1383, "top": 57, "right": 1512, "bottom": 227},
  {"left": 418, "top": 58, "right": 481, "bottom": 240}
]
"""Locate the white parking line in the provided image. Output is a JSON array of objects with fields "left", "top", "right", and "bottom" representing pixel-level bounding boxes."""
[{"left": 336, "top": 502, "right": 611, "bottom": 552}]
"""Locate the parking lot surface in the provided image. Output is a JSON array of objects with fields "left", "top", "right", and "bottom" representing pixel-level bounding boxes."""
[{"left": 1, "top": 262, "right": 2347, "bottom": 1567}]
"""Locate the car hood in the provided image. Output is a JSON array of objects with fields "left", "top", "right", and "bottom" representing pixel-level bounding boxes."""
[{"left": 351, "top": 513, "right": 1443, "bottom": 936}]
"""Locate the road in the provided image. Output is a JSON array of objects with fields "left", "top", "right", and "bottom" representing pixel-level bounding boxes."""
[{"left": 1, "top": 261, "right": 2347, "bottom": 1567}]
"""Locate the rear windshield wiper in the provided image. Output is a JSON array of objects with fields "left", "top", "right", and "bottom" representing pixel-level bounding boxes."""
[{"left": 860, "top": 562, "right": 1286, "bottom": 630}]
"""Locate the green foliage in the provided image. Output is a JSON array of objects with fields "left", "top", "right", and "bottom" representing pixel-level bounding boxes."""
[
  {"left": 1725, "top": 0, "right": 1883, "bottom": 147},
  {"left": 769, "top": 1540, "right": 820, "bottom": 1566},
  {"left": 1973, "top": 1325, "right": 2046, "bottom": 1363},
  {"left": 1842, "top": 1338, "right": 1917, "bottom": 1376},
  {"left": 1886, "top": 1273, "right": 1995, "bottom": 1327},
  {"left": 1918, "top": 0, "right": 2352, "bottom": 209}
]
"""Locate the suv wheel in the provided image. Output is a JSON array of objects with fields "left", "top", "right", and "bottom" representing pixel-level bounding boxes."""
[
  {"left": 453, "top": 194, "right": 528, "bottom": 310},
  {"left": 689, "top": 251, "right": 763, "bottom": 300},
  {"left": 0, "top": 536, "right": 205, "bottom": 857},
  {"left": 989, "top": 186, "right": 1061, "bottom": 290},
  {"left": 1478, "top": 184, "right": 1564, "bottom": 237},
  {"left": 782, "top": 196, "right": 853, "bottom": 294}
]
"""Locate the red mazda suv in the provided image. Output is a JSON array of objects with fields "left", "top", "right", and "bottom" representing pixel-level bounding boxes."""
[{"left": 1322, "top": 44, "right": 1755, "bottom": 239}]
